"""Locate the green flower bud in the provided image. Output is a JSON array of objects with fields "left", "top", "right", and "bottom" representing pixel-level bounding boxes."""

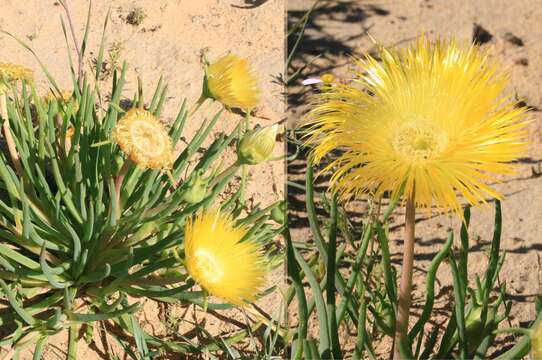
[
  {"left": 181, "top": 170, "right": 208, "bottom": 204},
  {"left": 237, "top": 124, "right": 278, "bottom": 165},
  {"left": 271, "top": 201, "right": 286, "bottom": 224},
  {"left": 465, "top": 305, "right": 485, "bottom": 353},
  {"left": 532, "top": 320, "right": 542, "bottom": 360},
  {"left": 374, "top": 301, "right": 395, "bottom": 337}
]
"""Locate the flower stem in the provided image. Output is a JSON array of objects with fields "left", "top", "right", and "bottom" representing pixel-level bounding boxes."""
[
  {"left": 393, "top": 190, "right": 416, "bottom": 360},
  {"left": 68, "top": 322, "right": 79, "bottom": 360},
  {"left": 239, "top": 112, "right": 251, "bottom": 202}
]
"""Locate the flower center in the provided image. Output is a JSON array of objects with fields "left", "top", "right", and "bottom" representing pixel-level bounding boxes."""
[
  {"left": 129, "top": 121, "right": 166, "bottom": 158},
  {"left": 194, "top": 249, "right": 224, "bottom": 284},
  {"left": 392, "top": 122, "right": 447, "bottom": 161}
]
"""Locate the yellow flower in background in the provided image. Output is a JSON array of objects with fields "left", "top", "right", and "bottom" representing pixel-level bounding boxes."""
[
  {"left": 43, "top": 90, "right": 73, "bottom": 103},
  {"left": 303, "top": 37, "right": 528, "bottom": 215},
  {"left": 321, "top": 73, "right": 334, "bottom": 84},
  {"left": 0, "top": 63, "right": 33, "bottom": 84},
  {"left": 184, "top": 210, "right": 266, "bottom": 306},
  {"left": 204, "top": 54, "right": 260, "bottom": 111},
  {"left": 0, "top": 62, "right": 33, "bottom": 93},
  {"left": 42, "top": 90, "right": 79, "bottom": 113},
  {"left": 113, "top": 108, "right": 173, "bottom": 170}
]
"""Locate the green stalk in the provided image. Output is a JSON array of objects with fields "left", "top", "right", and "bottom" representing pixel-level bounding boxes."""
[
  {"left": 239, "top": 111, "right": 251, "bottom": 202},
  {"left": 305, "top": 158, "right": 327, "bottom": 262},
  {"left": 114, "top": 159, "right": 132, "bottom": 220},
  {"left": 188, "top": 95, "right": 206, "bottom": 118},
  {"left": 68, "top": 323, "right": 79, "bottom": 359},
  {"left": 352, "top": 281, "right": 367, "bottom": 360},
  {"left": 449, "top": 255, "right": 467, "bottom": 359},
  {"left": 409, "top": 231, "right": 453, "bottom": 343},
  {"left": 292, "top": 243, "right": 330, "bottom": 357},
  {"left": 209, "top": 161, "right": 240, "bottom": 188},
  {"left": 326, "top": 193, "right": 341, "bottom": 359}
]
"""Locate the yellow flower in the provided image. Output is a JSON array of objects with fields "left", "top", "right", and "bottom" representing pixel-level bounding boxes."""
[
  {"left": 321, "top": 73, "right": 334, "bottom": 84},
  {"left": 303, "top": 37, "right": 528, "bottom": 215},
  {"left": 204, "top": 54, "right": 260, "bottom": 111},
  {"left": 0, "top": 63, "right": 33, "bottom": 93},
  {"left": 184, "top": 210, "right": 266, "bottom": 306},
  {"left": 0, "top": 63, "right": 33, "bottom": 83},
  {"left": 113, "top": 108, "right": 174, "bottom": 170}
]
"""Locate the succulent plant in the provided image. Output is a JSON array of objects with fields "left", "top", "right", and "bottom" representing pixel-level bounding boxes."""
[{"left": 0, "top": 7, "right": 283, "bottom": 359}]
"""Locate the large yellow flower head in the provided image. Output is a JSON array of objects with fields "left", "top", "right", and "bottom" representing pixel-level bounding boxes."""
[
  {"left": 113, "top": 108, "right": 174, "bottom": 170},
  {"left": 303, "top": 37, "right": 528, "bottom": 215},
  {"left": 204, "top": 54, "right": 260, "bottom": 111},
  {"left": 184, "top": 210, "right": 266, "bottom": 306}
]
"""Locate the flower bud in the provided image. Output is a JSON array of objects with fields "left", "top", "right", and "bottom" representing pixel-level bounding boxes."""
[
  {"left": 271, "top": 201, "right": 286, "bottom": 224},
  {"left": 374, "top": 301, "right": 394, "bottom": 337},
  {"left": 237, "top": 124, "right": 278, "bottom": 165},
  {"left": 181, "top": 170, "right": 208, "bottom": 204},
  {"left": 465, "top": 305, "right": 485, "bottom": 353}
]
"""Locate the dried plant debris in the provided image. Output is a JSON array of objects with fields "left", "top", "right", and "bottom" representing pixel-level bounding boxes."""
[
  {"left": 515, "top": 57, "right": 529, "bottom": 66},
  {"left": 126, "top": 6, "right": 147, "bottom": 26},
  {"left": 472, "top": 23, "right": 493, "bottom": 45},
  {"left": 504, "top": 32, "right": 525, "bottom": 47}
]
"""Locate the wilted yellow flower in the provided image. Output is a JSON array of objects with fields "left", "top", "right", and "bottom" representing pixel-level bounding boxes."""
[
  {"left": 0, "top": 63, "right": 33, "bottom": 93},
  {"left": 0, "top": 63, "right": 33, "bottom": 84},
  {"left": 64, "top": 126, "right": 75, "bottom": 154},
  {"left": 184, "top": 210, "right": 266, "bottom": 306},
  {"left": 237, "top": 124, "right": 278, "bottom": 165},
  {"left": 204, "top": 54, "right": 260, "bottom": 111},
  {"left": 113, "top": 108, "right": 173, "bottom": 170},
  {"left": 303, "top": 37, "right": 527, "bottom": 215}
]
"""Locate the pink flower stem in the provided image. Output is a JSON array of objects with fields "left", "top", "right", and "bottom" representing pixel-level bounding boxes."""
[{"left": 393, "top": 190, "right": 416, "bottom": 359}]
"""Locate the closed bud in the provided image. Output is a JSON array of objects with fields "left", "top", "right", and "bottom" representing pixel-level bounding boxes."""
[
  {"left": 237, "top": 124, "right": 278, "bottom": 165},
  {"left": 374, "top": 301, "right": 394, "bottom": 337},
  {"left": 181, "top": 170, "right": 208, "bottom": 204},
  {"left": 271, "top": 201, "right": 286, "bottom": 224},
  {"left": 465, "top": 305, "right": 485, "bottom": 353}
]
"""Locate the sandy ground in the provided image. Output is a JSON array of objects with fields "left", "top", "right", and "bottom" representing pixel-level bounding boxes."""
[
  {"left": 0, "top": 0, "right": 285, "bottom": 359},
  {"left": 288, "top": 0, "right": 542, "bottom": 358}
]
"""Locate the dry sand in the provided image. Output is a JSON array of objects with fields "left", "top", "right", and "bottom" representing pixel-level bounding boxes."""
[
  {"left": 288, "top": 0, "right": 542, "bottom": 358},
  {"left": 0, "top": 0, "right": 285, "bottom": 358}
]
